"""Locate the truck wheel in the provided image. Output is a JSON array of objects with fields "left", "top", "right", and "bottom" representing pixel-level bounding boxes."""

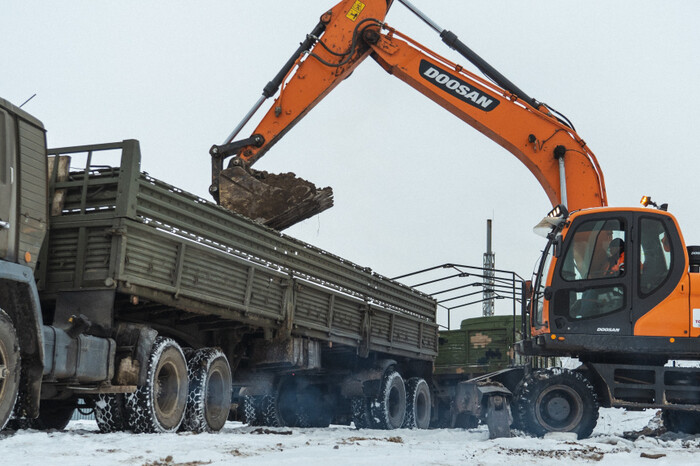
[
  {"left": 370, "top": 370, "right": 406, "bottom": 430},
  {"left": 30, "top": 399, "right": 75, "bottom": 430},
  {"left": 429, "top": 399, "right": 452, "bottom": 428},
  {"left": 126, "top": 337, "right": 188, "bottom": 433},
  {"left": 515, "top": 368, "right": 598, "bottom": 439},
  {"left": 402, "top": 377, "right": 431, "bottom": 429},
  {"left": 0, "top": 310, "right": 20, "bottom": 431},
  {"left": 351, "top": 397, "right": 373, "bottom": 429},
  {"left": 181, "top": 348, "right": 232, "bottom": 433},
  {"left": 662, "top": 409, "right": 700, "bottom": 434},
  {"left": 295, "top": 387, "right": 332, "bottom": 428},
  {"left": 296, "top": 408, "right": 332, "bottom": 428},
  {"left": 243, "top": 395, "right": 264, "bottom": 426},
  {"left": 95, "top": 394, "right": 128, "bottom": 433}
]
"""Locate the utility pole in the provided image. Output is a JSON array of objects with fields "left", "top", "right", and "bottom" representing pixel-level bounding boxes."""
[{"left": 482, "top": 219, "right": 495, "bottom": 316}]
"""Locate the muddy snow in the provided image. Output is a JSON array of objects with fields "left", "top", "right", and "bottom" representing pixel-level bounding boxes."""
[{"left": 1, "top": 408, "right": 698, "bottom": 465}]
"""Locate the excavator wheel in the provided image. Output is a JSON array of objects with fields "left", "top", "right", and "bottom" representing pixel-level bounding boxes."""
[{"left": 514, "top": 368, "right": 599, "bottom": 439}]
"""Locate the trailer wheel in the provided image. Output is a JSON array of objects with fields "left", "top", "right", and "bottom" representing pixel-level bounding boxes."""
[
  {"left": 402, "top": 377, "right": 431, "bottom": 429},
  {"left": 243, "top": 395, "right": 265, "bottom": 426},
  {"left": 95, "top": 394, "right": 128, "bottom": 433},
  {"left": 662, "top": 409, "right": 700, "bottom": 434},
  {"left": 0, "top": 310, "right": 20, "bottom": 431},
  {"left": 370, "top": 370, "right": 406, "bottom": 430},
  {"left": 126, "top": 337, "right": 188, "bottom": 433},
  {"left": 30, "top": 399, "right": 75, "bottom": 430},
  {"left": 181, "top": 348, "right": 232, "bottom": 433},
  {"left": 515, "top": 368, "right": 598, "bottom": 439}
]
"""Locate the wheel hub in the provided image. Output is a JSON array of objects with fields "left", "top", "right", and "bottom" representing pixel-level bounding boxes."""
[
  {"left": 155, "top": 361, "right": 180, "bottom": 417},
  {"left": 545, "top": 395, "right": 571, "bottom": 421},
  {"left": 535, "top": 384, "right": 583, "bottom": 431}
]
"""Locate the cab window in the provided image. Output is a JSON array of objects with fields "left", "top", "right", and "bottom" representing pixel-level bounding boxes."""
[
  {"left": 553, "top": 285, "right": 626, "bottom": 320},
  {"left": 639, "top": 217, "right": 672, "bottom": 296},
  {"left": 560, "top": 218, "right": 626, "bottom": 281}
]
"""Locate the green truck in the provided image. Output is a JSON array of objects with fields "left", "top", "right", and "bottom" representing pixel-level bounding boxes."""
[
  {"left": 436, "top": 315, "right": 519, "bottom": 378},
  {"left": 0, "top": 96, "right": 520, "bottom": 435},
  {"left": 431, "top": 316, "right": 519, "bottom": 428}
]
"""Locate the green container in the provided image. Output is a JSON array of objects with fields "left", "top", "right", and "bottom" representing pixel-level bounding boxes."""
[{"left": 434, "top": 315, "right": 521, "bottom": 377}]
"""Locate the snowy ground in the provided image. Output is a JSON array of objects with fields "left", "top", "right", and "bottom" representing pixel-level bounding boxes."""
[{"left": 1, "top": 408, "right": 698, "bottom": 465}]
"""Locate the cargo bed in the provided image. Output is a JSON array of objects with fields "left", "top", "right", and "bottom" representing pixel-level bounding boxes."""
[{"left": 39, "top": 140, "right": 437, "bottom": 361}]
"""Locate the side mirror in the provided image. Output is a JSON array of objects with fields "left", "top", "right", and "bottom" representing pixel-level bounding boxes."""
[
  {"left": 543, "top": 287, "right": 553, "bottom": 301},
  {"left": 553, "top": 234, "right": 563, "bottom": 258}
]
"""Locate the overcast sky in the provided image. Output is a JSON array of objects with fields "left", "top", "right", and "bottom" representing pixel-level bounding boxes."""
[{"left": 4, "top": 1, "right": 700, "bottom": 325}]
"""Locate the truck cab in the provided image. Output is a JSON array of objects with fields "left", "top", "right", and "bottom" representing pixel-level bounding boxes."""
[{"left": 0, "top": 97, "right": 48, "bottom": 268}]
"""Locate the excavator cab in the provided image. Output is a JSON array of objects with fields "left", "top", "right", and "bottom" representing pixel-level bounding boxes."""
[{"left": 524, "top": 204, "right": 699, "bottom": 362}]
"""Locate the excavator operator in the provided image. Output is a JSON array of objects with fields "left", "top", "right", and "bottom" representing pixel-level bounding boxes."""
[{"left": 604, "top": 238, "right": 625, "bottom": 276}]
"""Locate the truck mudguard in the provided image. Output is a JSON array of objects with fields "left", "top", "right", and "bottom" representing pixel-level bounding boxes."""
[{"left": 0, "top": 261, "right": 45, "bottom": 417}]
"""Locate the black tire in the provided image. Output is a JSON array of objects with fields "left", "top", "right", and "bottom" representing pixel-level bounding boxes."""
[
  {"left": 4, "top": 418, "right": 32, "bottom": 431},
  {"left": 243, "top": 395, "right": 264, "bottom": 426},
  {"left": 515, "top": 368, "right": 599, "bottom": 439},
  {"left": 370, "top": 370, "right": 406, "bottom": 430},
  {"left": 181, "top": 348, "right": 232, "bottom": 433},
  {"left": 351, "top": 397, "right": 373, "bottom": 429},
  {"left": 429, "top": 399, "right": 452, "bottom": 428},
  {"left": 31, "top": 399, "right": 75, "bottom": 430},
  {"left": 261, "top": 388, "right": 293, "bottom": 427},
  {"left": 402, "top": 377, "right": 431, "bottom": 429},
  {"left": 662, "top": 409, "right": 700, "bottom": 434},
  {"left": 262, "top": 377, "right": 310, "bottom": 428},
  {"left": 0, "top": 309, "right": 20, "bottom": 431},
  {"left": 295, "top": 386, "right": 333, "bottom": 428},
  {"left": 296, "top": 409, "right": 332, "bottom": 428},
  {"left": 261, "top": 394, "right": 284, "bottom": 427},
  {"left": 95, "top": 394, "right": 128, "bottom": 433},
  {"left": 126, "top": 337, "right": 188, "bottom": 433}
]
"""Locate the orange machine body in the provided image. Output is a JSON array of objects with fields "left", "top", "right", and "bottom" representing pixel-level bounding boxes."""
[{"left": 529, "top": 206, "right": 699, "bottom": 360}]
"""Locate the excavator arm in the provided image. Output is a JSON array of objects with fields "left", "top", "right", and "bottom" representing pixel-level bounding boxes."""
[{"left": 211, "top": 0, "right": 607, "bottom": 229}]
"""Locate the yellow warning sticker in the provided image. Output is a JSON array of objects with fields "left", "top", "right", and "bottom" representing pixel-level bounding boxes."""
[{"left": 346, "top": 0, "right": 365, "bottom": 21}]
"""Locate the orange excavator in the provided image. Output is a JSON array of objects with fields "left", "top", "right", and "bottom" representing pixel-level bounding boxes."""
[{"left": 212, "top": 0, "right": 700, "bottom": 438}]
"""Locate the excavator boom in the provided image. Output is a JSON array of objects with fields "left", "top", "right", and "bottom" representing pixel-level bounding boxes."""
[
  {"left": 366, "top": 26, "right": 607, "bottom": 211},
  {"left": 212, "top": 0, "right": 607, "bottom": 228}
]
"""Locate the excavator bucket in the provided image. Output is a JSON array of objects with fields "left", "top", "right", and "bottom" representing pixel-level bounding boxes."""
[{"left": 218, "top": 166, "right": 333, "bottom": 231}]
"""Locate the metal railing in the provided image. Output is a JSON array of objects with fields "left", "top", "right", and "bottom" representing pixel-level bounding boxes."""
[{"left": 394, "top": 263, "right": 525, "bottom": 331}]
